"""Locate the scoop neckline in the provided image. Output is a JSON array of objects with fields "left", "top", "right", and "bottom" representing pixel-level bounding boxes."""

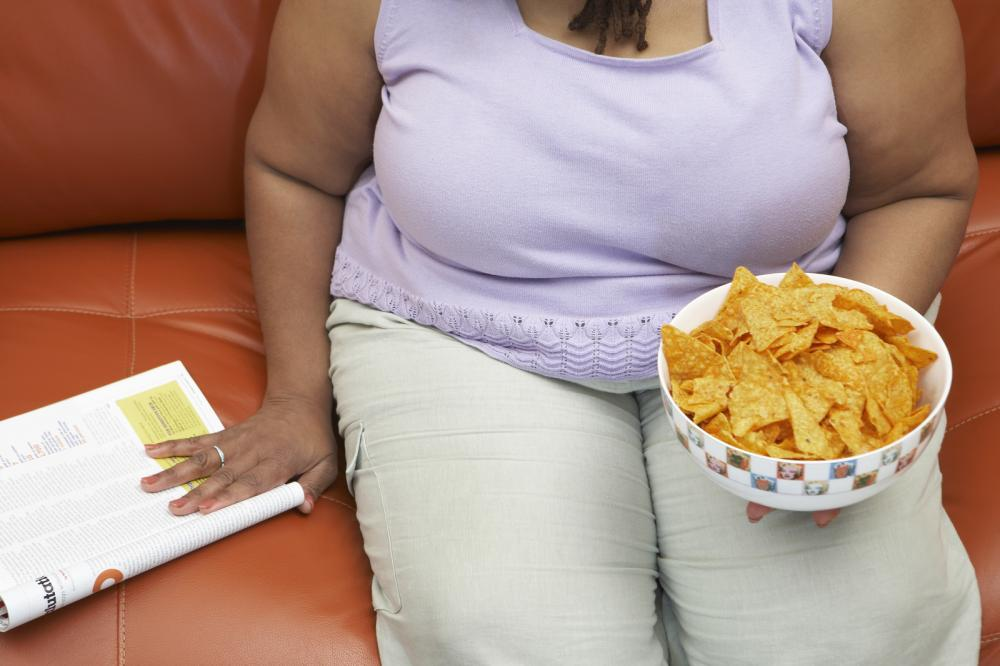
[{"left": 505, "top": 0, "right": 721, "bottom": 68}]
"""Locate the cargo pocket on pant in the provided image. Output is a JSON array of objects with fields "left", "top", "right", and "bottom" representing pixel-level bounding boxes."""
[{"left": 342, "top": 420, "right": 403, "bottom": 614}]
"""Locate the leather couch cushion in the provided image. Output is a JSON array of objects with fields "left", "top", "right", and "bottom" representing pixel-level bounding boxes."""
[
  {"left": 954, "top": 0, "right": 1000, "bottom": 147},
  {"left": 0, "top": 223, "right": 373, "bottom": 665},
  {"left": 937, "top": 151, "right": 1000, "bottom": 652},
  {"left": 0, "top": 2, "right": 280, "bottom": 238}
]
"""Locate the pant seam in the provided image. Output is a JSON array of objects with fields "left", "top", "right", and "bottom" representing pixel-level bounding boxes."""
[{"left": 361, "top": 426, "right": 404, "bottom": 614}]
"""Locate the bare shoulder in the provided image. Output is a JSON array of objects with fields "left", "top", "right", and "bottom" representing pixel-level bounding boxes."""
[
  {"left": 822, "top": 0, "right": 975, "bottom": 215},
  {"left": 824, "top": 0, "right": 958, "bottom": 59},
  {"left": 270, "top": 0, "right": 381, "bottom": 63},
  {"left": 247, "top": 0, "right": 383, "bottom": 196}
]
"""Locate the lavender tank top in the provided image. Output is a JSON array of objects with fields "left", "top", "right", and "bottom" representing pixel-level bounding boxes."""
[{"left": 331, "top": 0, "right": 849, "bottom": 381}]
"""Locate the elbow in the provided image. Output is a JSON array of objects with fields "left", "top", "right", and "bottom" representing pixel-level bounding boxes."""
[
  {"left": 943, "top": 141, "right": 979, "bottom": 238},
  {"left": 950, "top": 139, "right": 979, "bottom": 205}
]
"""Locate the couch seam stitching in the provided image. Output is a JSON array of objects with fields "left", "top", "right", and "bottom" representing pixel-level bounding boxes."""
[
  {"left": 982, "top": 633, "right": 999, "bottom": 645},
  {"left": 946, "top": 403, "right": 1000, "bottom": 433},
  {"left": 318, "top": 496, "right": 356, "bottom": 511},
  {"left": 117, "top": 232, "right": 135, "bottom": 666},
  {"left": 0, "top": 306, "right": 122, "bottom": 316},
  {"left": 964, "top": 227, "right": 1000, "bottom": 239},
  {"left": 128, "top": 232, "right": 137, "bottom": 376},
  {"left": 135, "top": 306, "right": 258, "bottom": 317},
  {"left": 0, "top": 306, "right": 258, "bottom": 318},
  {"left": 117, "top": 581, "right": 126, "bottom": 665}
]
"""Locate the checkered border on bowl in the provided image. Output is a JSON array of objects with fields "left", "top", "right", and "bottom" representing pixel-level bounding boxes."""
[{"left": 662, "top": 394, "right": 942, "bottom": 496}]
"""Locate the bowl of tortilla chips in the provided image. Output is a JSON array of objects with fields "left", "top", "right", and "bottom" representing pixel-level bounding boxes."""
[{"left": 658, "top": 265, "right": 951, "bottom": 511}]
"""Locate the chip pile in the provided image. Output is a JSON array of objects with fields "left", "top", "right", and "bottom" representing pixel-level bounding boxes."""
[{"left": 661, "top": 265, "right": 937, "bottom": 460}]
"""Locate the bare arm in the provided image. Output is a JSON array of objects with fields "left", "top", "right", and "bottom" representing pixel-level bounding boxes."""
[
  {"left": 748, "top": 0, "right": 975, "bottom": 527},
  {"left": 245, "top": 0, "right": 382, "bottom": 406},
  {"left": 141, "top": 0, "right": 383, "bottom": 514},
  {"left": 747, "top": 0, "right": 977, "bottom": 527},
  {"left": 825, "top": 0, "right": 977, "bottom": 312}
]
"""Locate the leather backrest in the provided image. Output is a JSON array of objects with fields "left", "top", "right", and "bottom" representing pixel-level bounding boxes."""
[
  {"left": 954, "top": 0, "right": 1000, "bottom": 148},
  {"left": 0, "top": 1, "right": 280, "bottom": 238},
  {"left": 0, "top": 1, "right": 996, "bottom": 239}
]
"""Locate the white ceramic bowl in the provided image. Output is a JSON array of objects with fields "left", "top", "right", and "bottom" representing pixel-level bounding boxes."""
[{"left": 658, "top": 273, "right": 951, "bottom": 511}]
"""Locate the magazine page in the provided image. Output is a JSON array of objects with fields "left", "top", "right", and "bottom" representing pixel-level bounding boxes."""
[{"left": 0, "top": 362, "right": 304, "bottom": 631}]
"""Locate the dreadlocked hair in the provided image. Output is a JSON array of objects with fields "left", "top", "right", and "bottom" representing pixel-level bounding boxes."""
[{"left": 569, "top": 0, "right": 654, "bottom": 55}]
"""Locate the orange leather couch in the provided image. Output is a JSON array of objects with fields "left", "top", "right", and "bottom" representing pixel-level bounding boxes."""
[{"left": 0, "top": 2, "right": 997, "bottom": 664}]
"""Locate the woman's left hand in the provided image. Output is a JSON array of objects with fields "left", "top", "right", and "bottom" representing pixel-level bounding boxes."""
[{"left": 746, "top": 502, "right": 840, "bottom": 527}]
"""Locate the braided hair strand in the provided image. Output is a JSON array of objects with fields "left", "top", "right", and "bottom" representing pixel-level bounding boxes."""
[{"left": 569, "top": 0, "right": 654, "bottom": 54}]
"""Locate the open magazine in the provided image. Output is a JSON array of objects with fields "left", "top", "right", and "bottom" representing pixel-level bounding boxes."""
[{"left": 0, "top": 361, "right": 304, "bottom": 631}]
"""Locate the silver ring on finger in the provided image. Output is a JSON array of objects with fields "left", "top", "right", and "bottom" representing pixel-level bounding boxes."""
[{"left": 212, "top": 445, "right": 226, "bottom": 470}]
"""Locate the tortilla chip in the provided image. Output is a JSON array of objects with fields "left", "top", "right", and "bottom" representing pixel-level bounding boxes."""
[
  {"left": 882, "top": 405, "right": 932, "bottom": 445},
  {"left": 834, "top": 289, "right": 914, "bottom": 337},
  {"left": 886, "top": 335, "right": 938, "bottom": 369},
  {"left": 779, "top": 262, "right": 815, "bottom": 289},
  {"left": 661, "top": 266, "right": 937, "bottom": 461},
  {"left": 675, "top": 376, "right": 733, "bottom": 424},
  {"left": 729, "top": 380, "right": 788, "bottom": 437},
  {"left": 703, "top": 412, "right": 741, "bottom": 447},
  {"left": 771, "top": 320, "right": 819, "bottom": 361},
  {"left": 784, "top": 389, "right": 836, "bottom": 458},
  {"left": 661, "top": 325, "right": 733, "bottom": 382},
  {"left": 729, "top": 341, "right": 785, "bottom": 383},
  {"left": 828, "top": 406, "right": 868, "bottom": 455},
  {"left": 741, "top": 295, "right": 791, "bottom": 352}
]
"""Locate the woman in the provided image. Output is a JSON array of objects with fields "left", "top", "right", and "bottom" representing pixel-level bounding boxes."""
[{"left": 140, "top": 0, "right": 981, "bottom": 663}]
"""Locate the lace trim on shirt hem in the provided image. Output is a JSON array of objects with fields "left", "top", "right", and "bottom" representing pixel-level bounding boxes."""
[{"left": 330, "top": 252, "right": 675, "bottom": 380}]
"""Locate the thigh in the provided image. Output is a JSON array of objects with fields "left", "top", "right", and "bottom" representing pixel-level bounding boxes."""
[
  {"left": 327, "top": 298, "right": 665, "bottom": 666},
  {"left": 637, "top": 388, "right": 981, "bottom": 666}
]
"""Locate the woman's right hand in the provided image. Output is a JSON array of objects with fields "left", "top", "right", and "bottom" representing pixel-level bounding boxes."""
[
  {"left": 147, "top": 0, "right": 380, "bottom": 518},
  {"left": 138, "top": 394, "right": 339, "bottom": 516}
]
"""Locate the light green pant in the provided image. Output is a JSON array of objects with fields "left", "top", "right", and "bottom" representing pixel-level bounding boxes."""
[{"left": 327, "top": 297, "right": 978, "bottom": 666}]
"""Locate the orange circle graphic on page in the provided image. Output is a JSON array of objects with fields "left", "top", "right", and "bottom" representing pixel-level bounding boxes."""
[{"left": 92, "top": 569, "right": 124, "bottom": 593}]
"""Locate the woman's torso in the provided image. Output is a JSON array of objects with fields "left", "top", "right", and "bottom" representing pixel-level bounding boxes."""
[{"left": 331, "top": 0, "right": 849, "bottom": 381}]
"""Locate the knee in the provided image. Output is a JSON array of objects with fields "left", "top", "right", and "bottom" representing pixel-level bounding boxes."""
[
  {"left": 378, "top": 570, "right": 662, "bottom": 665},
  {"left": 864, "top": 573, "right": 926, "bottom": 622},
  {"left": 387, "top": 577, "right": 534, "bottom": 661}
]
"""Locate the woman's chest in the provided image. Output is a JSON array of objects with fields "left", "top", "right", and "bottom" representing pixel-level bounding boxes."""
[{"left": 371, "top": 14, "right": 849, "bottom": 278}]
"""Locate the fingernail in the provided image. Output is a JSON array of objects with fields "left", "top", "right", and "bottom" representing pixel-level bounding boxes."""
[
  {"left": 169, "top": 498, "right": 186, "bottom": 508},
  {"left": 748, "top": 517, "right": 760, "bottom": 524},
  {"left": 140, "top": 475, "right": 156, "bottom": 484}
]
